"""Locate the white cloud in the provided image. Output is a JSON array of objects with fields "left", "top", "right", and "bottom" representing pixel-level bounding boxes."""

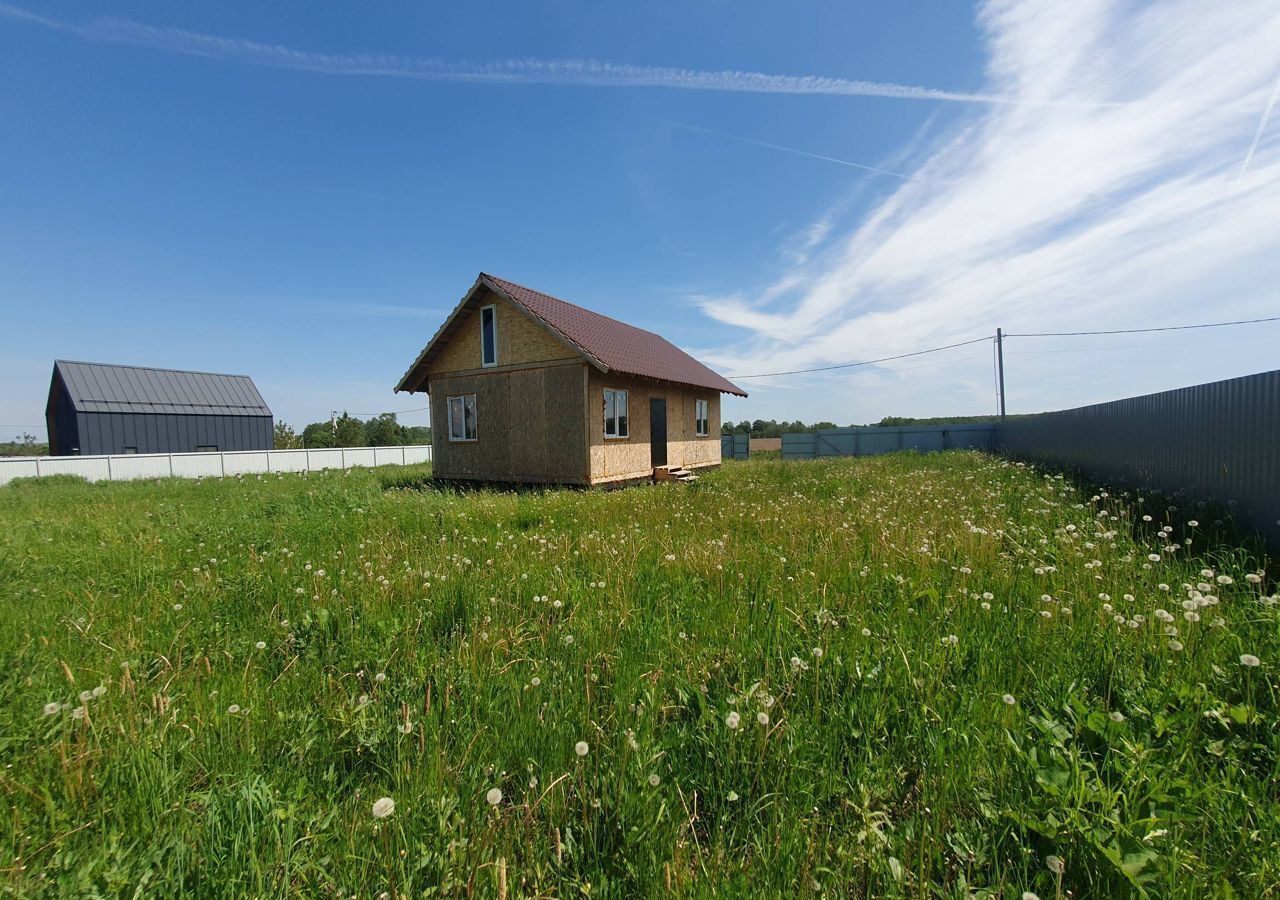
[
  {"left": 1, "top": 1, "right": 1097, "bottom": 107},
  {"left": 702, "top": 0, "right": 1280, "bottom": 420}
]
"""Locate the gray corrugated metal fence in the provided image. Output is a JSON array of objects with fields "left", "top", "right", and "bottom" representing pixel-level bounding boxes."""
[
  {"left": 721, "top": 433, "right": 750, "bottom": 460},
  {"left": 997, "top": 369, "right": 1280, "bottom": 547},
  {"left": 782, "top": 424, "right": 996, "bottom": 459}
]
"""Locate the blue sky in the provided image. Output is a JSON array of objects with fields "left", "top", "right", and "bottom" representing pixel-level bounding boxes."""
[{"left": 2, "top": 0, "right": 1278, "bottom": 440}]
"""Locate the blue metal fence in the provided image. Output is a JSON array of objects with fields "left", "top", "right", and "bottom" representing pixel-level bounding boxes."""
[
  {"left": 997, "top": 369, "right": 1280, "bottom": 547},
  {"left": 720, "top": 433, "right": 750, "bottom": 460},
  {"left": 773, "top": 369, "right": 1280, "bottom": 547},
  {"left": 782, "top": 424, "right": 996, "bottom": 459}
]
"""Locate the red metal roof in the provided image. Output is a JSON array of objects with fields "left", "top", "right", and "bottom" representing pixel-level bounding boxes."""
[{"left": 482, "top": 274, "right": 747, "bottom": 396}]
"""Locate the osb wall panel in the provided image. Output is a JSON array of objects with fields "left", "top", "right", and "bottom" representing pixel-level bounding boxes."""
[
  {"left": 585, "top": 370, "right": 721, "bottom": 484},
  {"left": 427, "top": 286, "right": 577, "bottom": 377},
  {"left": 431, "top": 364, "right": 588, "bottom": 483}
]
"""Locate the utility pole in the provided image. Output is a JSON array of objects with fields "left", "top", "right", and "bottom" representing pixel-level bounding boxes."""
[
  {"left": 995, "top": 328, "right": 1007, "bottom": 420},
  {"left": 330, "top": 410, "right": 338, "bottom": 442}
]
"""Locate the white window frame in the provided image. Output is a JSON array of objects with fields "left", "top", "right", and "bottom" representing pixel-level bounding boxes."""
[
  {"left": 695, "top": 399, "right": 709, "bottom": 437},
  {"left": 480, "top": 304, "right": 498, "bottom": 368},
  {"left": 447, "top": 394, "right": 478, "bottom": 442},
  {"left": 603, "top": 388, "right": 629, "bottom": 439}
]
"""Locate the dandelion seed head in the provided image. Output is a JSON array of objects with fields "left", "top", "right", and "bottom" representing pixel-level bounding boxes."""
[
  {"left": 575, "top": 740, "right": 589, "bottom": 757},
  {"left": 1240, "top": 654, "right": 1261, "bottom": 667},
  {"left": 372, "top": 797, "right": 395, "bottom": 818},
  {"left": 485, "top": 787, "right": 503, "bottom": 806}
]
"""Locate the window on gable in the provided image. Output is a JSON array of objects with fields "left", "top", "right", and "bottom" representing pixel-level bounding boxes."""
[
  {"left": 603, "top": 388, "right": 628, "bottom": 439},
  {"left": 448, "top": 395, "right": 478, "bottom": 441},
  {"left": 480, "top": 305, "right": 498, "bottom": 367},
  {"left": 695, "top": 399, "right": 709, "bottom": 437}
]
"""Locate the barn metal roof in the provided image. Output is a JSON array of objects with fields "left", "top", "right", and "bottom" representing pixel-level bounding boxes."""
[
  {"left": 396, "top": 273, "right": 748, "bottom": 397},
  {"left": 53, "top": 360, "right": 273, "bottom": 417}
]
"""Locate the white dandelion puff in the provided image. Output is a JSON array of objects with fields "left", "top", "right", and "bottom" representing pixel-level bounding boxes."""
[
  {"left": 1240, "top": 654, "right": 1261, "bottom": 667},
  {"left": 372, "top": 797, "right": 395, "bottom": 818},
  {"left": 575, "top": 740, "right": 590, "bottom": 757},
  {"left": 485, "top": 787, "right": 503, "bottom": 806}
]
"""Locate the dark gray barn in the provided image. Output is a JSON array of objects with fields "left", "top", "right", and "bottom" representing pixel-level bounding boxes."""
[{"left": 46, "top": 360, "right": 273, "bottom": 456}]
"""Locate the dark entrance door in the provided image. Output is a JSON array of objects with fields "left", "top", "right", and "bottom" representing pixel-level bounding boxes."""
[{"left": 649, "top": 398, "right": 667, "bottom": 467}]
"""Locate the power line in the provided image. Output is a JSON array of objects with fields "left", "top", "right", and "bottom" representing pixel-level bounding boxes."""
[
  {"left": 1006, "top": 314, "right": 1280, "bottom": 337},
  {"left": 728, "top": 335, "right": 991, "bottom": 379}
]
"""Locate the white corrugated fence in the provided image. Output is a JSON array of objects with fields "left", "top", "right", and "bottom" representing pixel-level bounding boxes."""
[{"left": 0, "top": 445, "right": 432, "bottom": 486}]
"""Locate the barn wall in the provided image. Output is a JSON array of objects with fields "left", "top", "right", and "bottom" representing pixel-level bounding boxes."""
[
  {"left": 76, "top": 413, "right": 273, "bottom": 455},
  {"left": 426, "top": 287, "right": 579, "bottom": 377},
  {"left": 585, "top": 371, "right": 721, "bottom": 484},
  {"left": 430, "top": 362, "right": 589, "bottom": 484},
  {"left": 47, "top": 382, "right": 80, "bottom": 455}
]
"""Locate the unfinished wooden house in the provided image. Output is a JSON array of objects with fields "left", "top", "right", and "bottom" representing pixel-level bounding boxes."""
[{"left": 394, "top": 273, "right": 747, "bottom": 486}]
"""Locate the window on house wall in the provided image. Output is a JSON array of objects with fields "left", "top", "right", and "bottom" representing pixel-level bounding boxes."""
[
  {"left": 480, "top": 305, "right": 498, "bottom": 367},
  {"left": 603, "top": 389, "right": 628, "bottom": 438},
  {"left": 448, "top": 395, "right": 478, "bottom": 441},
  {"left": 196, "top": 445, "right": 218, "bottom": 452},
  {"left": 122, "top": 446, "right": 138, "bottom": 454},
  {"left": 695, "top": 399, "right": 709, "bottom": 436}
]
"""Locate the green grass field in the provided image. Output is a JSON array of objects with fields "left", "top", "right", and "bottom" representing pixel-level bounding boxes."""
[{"left": 1, "top": 454, "right": 1276, "bottom": 897}]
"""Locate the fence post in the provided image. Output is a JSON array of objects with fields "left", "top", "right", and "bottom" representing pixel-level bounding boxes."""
[
  {"left": 219, "top": 452, "right": 226, "bottom": 477},
  {"left": 168, "top": 454, "right": 174, "bottom": 477},
  {"left": 106, "top": 455, "right": 112, "bottom": 482},
  {"left": 340, "top": 448, "right": 346, "bottom": 471},
  {"left": 35, "top": 457, "right": 42, "bottom": 477}
]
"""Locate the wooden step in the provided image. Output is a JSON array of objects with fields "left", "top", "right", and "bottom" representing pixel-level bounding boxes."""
[{"left": 654, "top": 465, "right": 698, "bottom": 483}]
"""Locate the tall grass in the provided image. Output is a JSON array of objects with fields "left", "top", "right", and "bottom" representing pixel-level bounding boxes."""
[{"left": 0, "top": 453, "right": 1275, "bottom": 897}]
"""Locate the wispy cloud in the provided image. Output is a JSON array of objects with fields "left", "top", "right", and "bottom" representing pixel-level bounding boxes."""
[
  {"left": 0, "top": 2, "right": 1102, "bottom": 107},
  {"left": 1239, "top": 68, "right": 1280, "bottom": 178},
  {"left": 696, "top": 0, "right": 1280, "bottom": 414},
  {"left": 665, "top": 122, "right": 932, "bottom": 182}
]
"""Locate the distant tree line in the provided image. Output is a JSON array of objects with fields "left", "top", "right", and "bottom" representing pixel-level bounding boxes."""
[
  {"left": 0, "top": 433, "right": 47, "bottom": 457},
  {"left": 721, "top": 415, "right": 1008, "bottom": 437},
  {"left": 274, "top": 413, "right": 431, "bottom": 449}
]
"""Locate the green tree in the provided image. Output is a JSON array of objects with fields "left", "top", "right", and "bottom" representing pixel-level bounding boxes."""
[
  {"left": 403, "top": 426, "right": 432, "bottom": 445},
  {"left": 273, "top": 421, "right": 302, "bottom": 449},
  {"left": 333, "top": 413, "right": 367, "bottom": 448},
  {"left": 365, "top": 413, "right": 406, "bottom": 447},
  {"left": 301, "top": 422, "right": 335, "bottom": 448}
]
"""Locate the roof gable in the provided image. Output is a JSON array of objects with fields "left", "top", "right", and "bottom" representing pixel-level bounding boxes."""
[
  {"left": 52, "top": 361, "right": 273, "bottom": 416},
  {"left": 396, "top": 274, "right": 747, "bottom": 397}
]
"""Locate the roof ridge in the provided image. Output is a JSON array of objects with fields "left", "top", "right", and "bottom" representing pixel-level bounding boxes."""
[
  {"left": 482, "top": 273, "right": 669, "bottom": 342},
  {"left": 55, "top": 359, "right": 257, "bottom": 381}
]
